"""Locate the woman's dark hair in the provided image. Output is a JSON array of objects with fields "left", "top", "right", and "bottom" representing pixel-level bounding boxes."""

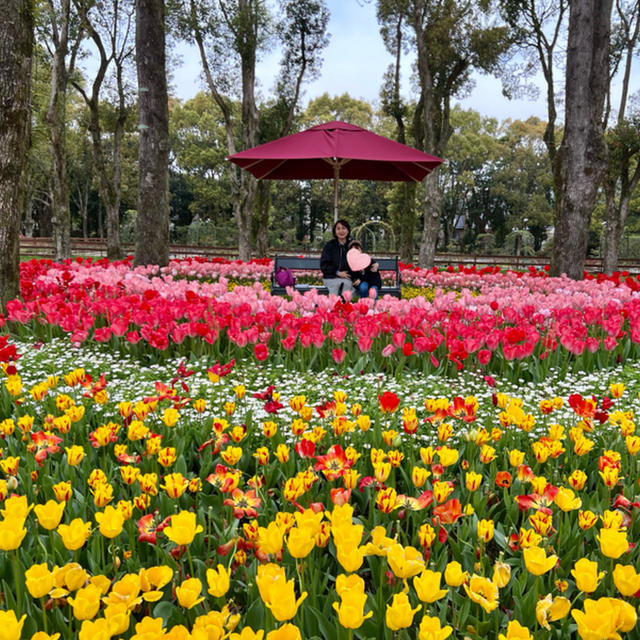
[{"left": 332, "top": 219, "right": 351, "bottom": 237}]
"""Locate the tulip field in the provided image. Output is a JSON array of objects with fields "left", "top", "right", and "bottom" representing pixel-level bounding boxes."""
[{"left": 1, "top": 256, "right": 640, "bottom": 640}]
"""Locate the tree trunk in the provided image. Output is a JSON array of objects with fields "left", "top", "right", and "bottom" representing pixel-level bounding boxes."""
[
  {"left": 73, "top": 0, "right": 129, "bottom": 261},
  {"left": 87, "top": 110, "right": 123, "bottom": 259},
  {"left": 45, "top": 0, "right": 72, "bottom": 261},
  {"left": 418, "top": 172, "right": 442, "bottom": 267},
  {"left": 134, "top": 0, "right": 169, "bottom": 266},
  {"left": 236, "top": 171, "right": 256, "bottom": 260},
  {"left": 0, "top": 0, "right": 33, "bottom": 306},
  {"left": 253, "top": 180, "right": 271, "bottom": 258},
  {"left": 398, "top": 183, "right": 416, "bottom": 263},
  {"left": 602, "top": 177, "right": 622, "bottom": 274},
  {"left": 23, "top": 190, "right": 35, "bottom": 238},
  {"left": 551, "top": 0, "right": 612, "bottom": 279},
  {"left": 412, "top": 2, "right": 443, "bottom": 268}
]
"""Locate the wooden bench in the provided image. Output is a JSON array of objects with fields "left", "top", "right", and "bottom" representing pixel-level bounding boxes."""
[{"left": 270, "top": 255, "right": 402, "bottom": 298}]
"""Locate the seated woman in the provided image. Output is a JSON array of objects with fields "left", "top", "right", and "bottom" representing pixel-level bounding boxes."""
[
  {"left": 346, "top": 241, "right": 381, "bottom": 299},
  {"left": 320, "top": 219, "right": 355, "bottom": 297}
]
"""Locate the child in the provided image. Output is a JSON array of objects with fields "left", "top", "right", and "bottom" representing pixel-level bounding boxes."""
[{"left": 346, "top": 241, "right": 382, "bottom": 299}]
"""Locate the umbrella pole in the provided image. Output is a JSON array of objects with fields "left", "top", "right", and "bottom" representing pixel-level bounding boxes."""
[{"left": 333, "top": 163, "right": 339, "bottom": 223}]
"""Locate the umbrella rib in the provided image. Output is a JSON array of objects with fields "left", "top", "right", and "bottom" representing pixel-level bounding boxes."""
[
  {"left": 247, "top": 159, "right": 289, "bottom": 180},
  {"left": 322, "top": 157, "right": 351, "bottom": 168}
]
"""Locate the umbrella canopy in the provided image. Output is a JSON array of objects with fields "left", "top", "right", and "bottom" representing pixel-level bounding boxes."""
[{"left": 228, "top": 120, "right": 444, "bottom": 220}]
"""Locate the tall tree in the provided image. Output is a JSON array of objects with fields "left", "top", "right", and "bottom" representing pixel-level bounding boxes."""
[
  {"left": 182, "top": 0, "right": 269, "bottom": 260},
  {"left": 134, "top": 0, "right": 170, "bottom": 266},
  {"left": 252, "top": 0, "right": 330, "bottom": 257},
  {"left": 181, "top": 0, "right": 328, "bottom": 260},
  {"left": 0, "top": 0, "right": 33, "bottom": 305},
  {"left": 601, "top": 0, "right": 640, "bottom": 273},
  {"left": 37, "top": 0, "right": 84, "bottom": 260},
  {"left": 73, "top": 0, "right": 135, "bottom": 260},
  {"left": 551, "top": 0, "right": 613, "bottom": 278},
  {"left": 378, "top": 0, "right": 418, "bottom": 263},
  {"left": 379, "top": 0, "right": 512, "bottom": 267},
  {"left": 497, "top": 0, "right": 568, "bottom": 224}
]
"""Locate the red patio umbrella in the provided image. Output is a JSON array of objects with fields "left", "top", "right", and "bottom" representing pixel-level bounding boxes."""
[{"left": 228, "top": 120, "right": 444, "bottom": 221}]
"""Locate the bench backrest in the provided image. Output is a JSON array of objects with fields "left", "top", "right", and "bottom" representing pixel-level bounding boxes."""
[{"left": 274, "top": 255, "right": 399, "bottom": 272}]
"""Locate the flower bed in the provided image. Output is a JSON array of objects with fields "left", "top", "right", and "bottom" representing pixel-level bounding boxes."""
[
  {"left": 0, "top": 258, "right": 640, "bottom": 639},
  {"left": 0, "top": 334, "right": 640, "bottom": 639},
  {"left": 4, "top": 258, "right": 640, "bottom": 382}
]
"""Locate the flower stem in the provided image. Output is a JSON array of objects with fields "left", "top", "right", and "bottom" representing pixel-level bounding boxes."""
[
  {"left": 12, "top": 550, "right": 22, "bottom": 615},
  {"left": 41, "top": 596, "right": 48, "bottom": 633}
]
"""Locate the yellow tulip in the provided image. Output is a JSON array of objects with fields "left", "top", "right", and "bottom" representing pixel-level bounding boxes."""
[
  {"left": 95, "top": 505, "right": 125, "bottom": 539},
  {"left": 57, "top": 518, "right": 91, "bottom": 550},
  {"left": 417, "top": 615, "right": 453, "bottom": 640},
  {"left": 264, "top": 624, "right": 301, "bottom": 640},
  {"left": 176, "top": 577, "right": 204, "bottom": 609},
  {"left": 65, "top": 445, "right": 85, "bottom": 466},
  {"left": 465, "top": 471, "right": 482, "bottom": 492},
  {"left": 536, "top": 594, "right": 571, "bottom": 629},
  {"left": 437, "top": 446, "right": 459, "bottom": 467},
  {"left": 103, "top": 573, "right": 143, "bottom": 610},
  {"left": 68, "top": 583, "right": 102, "bottom": 620},
  {"left": 286, "top": 526, "right": 316, "bottom": 559},
  {"left": 463, "top": 575, "right": 499, "bottom": 613},
  {"left": 104, "top": 602, "right": 131, "bottom": 635},
  {"left": 25, "top": 563, "right": 54, "bottom": 599},
  {"left": 477, "top": 519, "right": 494, "bottom": 542},
  {"left": 331, "top": 521, "right": 364, "bottom": 550},
  {"left": 228, "top": 628, "right": 265, "bottom": 640},
  {"left": 264, "top": 578, "right": 307, "bottom": 622},
  {"left": 444, "top": 561, "right": 469, "bottom": 587},
  {"left": 613, "top": 564, "right": 640, "bottom": 597},
  {"left": 255, "top": 521, "right": 284, "bottom": 555},
  {"left": 53, "top": 562, "right": 88, "bottom": 592},
  {"left": 206, "top": 564, "right": 230, "bottom": 597},
  {"left": 492, "top": 560, "right": 511, "bottom": 588},
  {"left": 336, "top": 544, "right": 365, "bottom": 573},
  {"left": 523, "top": 546, "right": 558, "bottom": 576},
  {"left": 131, "top": 616, "right": 167, "bottom": 639},
  {"left": 385, "top": 592, "right": 420, "bottom": 630},
  {"left": 572, "top": 597, "right": 637, "bottom": 639},
  {"left": 597, "top": 527, "right": 629, "bottom": 559},
  {"left": 0, "top": 516, "right": 27, "bottom": 550},
  {"left": 0, "top": 611, "right": 26, "bottom": 640},
  {"left": 568, "top": 470, "right": 587, "bottom": 490},
  {"left": 411, "top": 466, "right": 430, "bottom": 488},
  {"left": 571, "top": 558, "right": 605, "bottom": 593},
  {"left": 78, "top": 618, "right": 112, "bottom": 640},
  {"left": 162, "top": 408, "right": 180, "bottom": 427},
  {"left": 413, "top": 570, "right": 448, "bottom": 603},
  {"left": 34, "top": 500, "right": 65, "bottom": 530},
  {"left": 498, "top": 620, "right": 532, "bottom": 640},
  {"left": 332, "top": 589, "right": 372, "bottom": 629},
  {"left": 335, "top": 573, "right": 365, "bottom": 597},
  {"left": 554, "top": 487, "right": 582, "bottom": 511},
  {"left": 387, "top": 543, "right": 426, "bottom": 579},
  {"left": 163, "top": 510, "right": 203, "bottom": 546},
  {"left": 256, "top": 563, "right": 287, "bottom": 605},
  {"left": 362, "top": 526, "right": 395, "bottom": 557}
]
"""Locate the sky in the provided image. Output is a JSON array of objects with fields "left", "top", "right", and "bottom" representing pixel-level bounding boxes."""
[{"left": 169, "top": 0, "right": 551, "bottom": 124}]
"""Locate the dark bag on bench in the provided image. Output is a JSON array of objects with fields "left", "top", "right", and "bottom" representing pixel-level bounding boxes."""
[{"left": 275, "top": 266, "right": 295, "bottom": 287}]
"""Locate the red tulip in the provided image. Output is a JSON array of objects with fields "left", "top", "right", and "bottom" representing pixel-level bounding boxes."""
[{"left": 379, "top": 391, "right": 400, "bottom": 414}]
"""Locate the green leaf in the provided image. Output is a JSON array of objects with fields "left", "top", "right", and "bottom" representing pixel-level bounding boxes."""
[{"left": 152, "top": 600, "right": 178, "bottom": 627}]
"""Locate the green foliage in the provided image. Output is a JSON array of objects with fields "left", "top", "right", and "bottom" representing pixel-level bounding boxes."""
[
  {"left": 301, "top": 93, "right": 374, "bottom": 128},
  {"left": 169, "top": 93, "right": 233, "bottom": 224}
]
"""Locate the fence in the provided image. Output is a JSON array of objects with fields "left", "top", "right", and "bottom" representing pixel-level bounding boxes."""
[{"left": 19, "top": 236, "right": 640, "bottom": 274}]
